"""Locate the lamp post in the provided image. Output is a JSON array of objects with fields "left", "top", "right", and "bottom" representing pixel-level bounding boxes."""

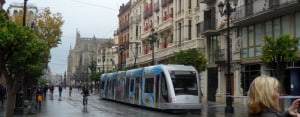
[
  {"left": 119, "top": 44, "right": 125, "bottom": 70},
  {"left": 218, "top": 0, "right": 237, "bottom": 113},
  {"left": 15, "top": 0, "right": 28, "bottom": 114},
  {"left": 102, "top": 55, "right": 105, "bottom": 73},
  {"left": 148, "top": 28, "right": 158, "bottom": 65},
  {"left": 23, "top": 0, "right": 28, "bottom": 26}
]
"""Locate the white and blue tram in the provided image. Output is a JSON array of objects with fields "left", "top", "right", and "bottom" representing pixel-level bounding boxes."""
[{"left": 100, "top": 64, "right": 202, "bottom": 111}]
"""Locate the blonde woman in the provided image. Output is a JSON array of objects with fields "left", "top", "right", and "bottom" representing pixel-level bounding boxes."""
[{"left": 248, "top": 75, "right": 300, "bottom": 117}]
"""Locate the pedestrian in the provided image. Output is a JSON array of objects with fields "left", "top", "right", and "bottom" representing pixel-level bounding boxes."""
[
  {"left": 49, "top": 85, "right": 54, "bottom": 95},
  {"left": 247, "top": 75, "right": 300, "bottom": 117},
  {"left": 35, "top": 86, "right": 42, "bottom": 108},
  {"left": 90, "top": 84, "right": 93, "bottom": 93},
  {"left": 37, "top": 94, "right": 43, "bottom": 110},
  {"left": 69, "top": 86, "right": 72, "bottom": 97},
  {"left": 58, "top": 85, "right": 62, "bottom": 97},
  {"left": 43, "top": 85, "right": 48, "bottom": 100},
  {"left": 0, "top": 85, "right": 4, "bottom": 106}
]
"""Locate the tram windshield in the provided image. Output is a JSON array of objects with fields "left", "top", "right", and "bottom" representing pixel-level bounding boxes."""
[{"left": 170, "top": 71, "right": 198, "bottom": 96}]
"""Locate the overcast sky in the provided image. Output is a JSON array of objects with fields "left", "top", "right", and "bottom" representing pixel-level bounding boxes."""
[{"left": 3, "top": 0, "right": 129, "bottom": 75}]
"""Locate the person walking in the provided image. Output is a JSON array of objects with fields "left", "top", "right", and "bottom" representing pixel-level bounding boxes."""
[
  {"left": 247, "top": 75, "right": 300, "bottom": 117},
  {"left": 43, "top": 85, "right": 48, "bottom": 100},
  {"left": 58, "top": 85, "right": 63, "bottom": 97},
  {"left": 0, "top": 85, "right": 4, "bottom": 106},
  {"left": 35, "top": 88, "right": 42, "bottom": 109},
  {"left": 37, "top": 94, "right": 43, "bottom": 110},
  {"left": 69, "top": 86, "right": 72, "bottom": 97}
]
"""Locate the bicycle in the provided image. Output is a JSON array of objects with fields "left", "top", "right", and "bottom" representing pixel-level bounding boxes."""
[{"left": 82, "top": 95, "right": 88, "bottom": 112}]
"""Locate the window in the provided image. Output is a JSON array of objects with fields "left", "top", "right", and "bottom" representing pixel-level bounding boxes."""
[
  {"left": 130, "top": 79, "right": 134, "bottom": 92},
  {"left": 241, "top": 64, "right": 261, "bottom": 96},
  {"left": 265, "top": 21, "right": 272, "bottom": 37},
  {"left": 242, "top": 24, "right": 263, "bottom": 58},
  {"left": 274, "top": 18, "right": 280, "bottom": 39},
  {"left": 188, "top": 20, "right": 192, "bottom": 40},
  {"left": 170, "top": 71, "right": 198, "bottom": 96},
  {"left": 282, "top": 15, "right": 290, "bottom": 35},
  {"left": 144, "top": 78, "right": 154, "bottom": 93},
  {"left": 196, "top": 22, "right": 203, "bottom": 38},
  {"left": 136, "top": 26, "right": 139, "bottom": 37},
  {"left": 101, "top": 81, "right": 105, "bottom": 89},
  {"left": 242, "top": 27, "right": 248, "bottom": 58},
  {"left": 208, "top": 36, "right": 220, "bottom": 63},
  {"left": 255, "top": 24, "right": 262, "bottom": 56}
]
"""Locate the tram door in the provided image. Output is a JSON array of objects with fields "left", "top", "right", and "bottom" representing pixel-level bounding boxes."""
[
  {"left": 129, "top": 78, "right": 135, "bottom": 104},
  {"left": 160, "top": 72, "right": 168, "bottom": 103},
  {"left": 135, "top": 76, "right": 140, "bottom": 104}
]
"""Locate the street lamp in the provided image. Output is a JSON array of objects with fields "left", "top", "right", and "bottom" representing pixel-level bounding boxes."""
[
  {"left": 15, "top": 0, "right": 29, "bottom": 114},
  {"left": 23, "top": 0, "right": 28, "bottom": 26},
  {"left": 218, "top": 0, "right": 237, "bottom": 113},
  {"left": 133, "top": 42, "right": 139, "bottom": 68},
  {"left": 119, "top": 44, "right": 125, "bottom": 70},
  {"left": 148, "top": 28, "right": 158, "bottom": 65},
  {"left": 102, "top": 55, "right": 105, "bottom": 73}
]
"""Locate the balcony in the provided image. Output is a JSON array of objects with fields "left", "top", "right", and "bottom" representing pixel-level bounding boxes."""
[
  {"left": 161, "top": 0, "right": 173, "bottom": 7},
  {"left": 199, "top": 0, "right": 216, "bottom": 4},
  {"left": 131, "top": 14, "right": 142, "bottom": 24},
  {"left": 154, "top": 2, "right": 160, "bottom": 12},
  {"left": 235, "top": 0, "right": 300, "bottom": 26},
  {"left": 202, "top": 8, "right": 217, "bottom": 36},
  {"left": 143, "top": 3, "right": 153, "bottom": 19},
  {"left": 119, "top": 22, "right": 129, "bottom": 32},
  {"left": 128, "top": 38, "right": 205, "bottom": 65},
  {"left": 215, "top": 49, "right": 226, "bottom": 63},
  {"left": 157, "top": 19, "right": 173, "bottom": 32}
]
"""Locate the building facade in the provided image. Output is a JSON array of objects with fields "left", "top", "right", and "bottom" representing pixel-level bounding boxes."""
[
  {"left": 7, "top": 2, "right": 38, "bottom": 26},
  {"left": 67, "top": 30, "right": 113, "bottom": 85},
  {"left": 115, "top": 0, "right": 300, "bottom": 104}
]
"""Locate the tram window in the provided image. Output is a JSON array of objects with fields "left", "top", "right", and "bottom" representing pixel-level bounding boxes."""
[
  {"left": 101, "top": 81, "right": 105, "bottom": 89},
  {"left": 170, "top": 71, "right": 198, "bottom": 96},
  {"left": 130, "top": 79, "right": 134, "bottom": 92},
  {"left": 144, "top": 78, "right": 154, "bottom": 93}
]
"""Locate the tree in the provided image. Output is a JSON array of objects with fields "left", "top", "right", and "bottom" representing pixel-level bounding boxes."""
[
  {"left": 33, "top": 7, "right": 64, "bottom": 48},
  {"left": 171, "top": 48, "right": 207, "bottom": 72},
  {"left": 0, "top": 12, "right": 49, "bottom": 116},
  {"left": 261, "top": 34, "right": 299, "bottom": 93},
  {"left": 90, "top": 72, "right": 102, "bottom": 82}
]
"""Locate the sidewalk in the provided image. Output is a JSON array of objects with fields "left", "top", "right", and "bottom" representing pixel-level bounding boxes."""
[
  {"left": 200, "top": 101, "right": 247, "bottom": 117},
  {"left": 0, "top": 89, "right": 100, "bottom": 117}
]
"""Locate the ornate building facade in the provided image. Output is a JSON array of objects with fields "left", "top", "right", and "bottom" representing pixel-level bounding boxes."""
[
  {"left": 116, "top": 0, "right": 300, "bottom": 104},
  {"left": 67, "top": 30, "right": 113, "bottom": 85}
]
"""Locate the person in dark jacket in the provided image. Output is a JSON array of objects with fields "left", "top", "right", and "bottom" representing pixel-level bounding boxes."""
[
  {"left": 0, "top": 85, "right": 4, "bottom": 106},
  {"left": 248, "top": 75, "right": 300, "bottom": 117}
]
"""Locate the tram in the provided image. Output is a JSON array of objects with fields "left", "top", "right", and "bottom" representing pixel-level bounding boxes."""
[{"left": 100, "top": 64, "right": 202, "bottom": 111}]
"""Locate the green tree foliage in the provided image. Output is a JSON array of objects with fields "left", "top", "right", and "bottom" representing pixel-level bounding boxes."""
[
  {"left": 38, "top": 77, "right": 49, "bottom": 85},
  {"left": 88, "top": 60, "right": 97, "bottom": 73},
  {"left": 171, "top": 48, "right": 207, "bottom": 72},
  {"left": 90, "top": 72, "right": 102, "bottom": 82},
  {"left": 261, "top": 34, "right": 299, "bottom": 93},
  {"left": 0, "top": 12, "right": 49, "bottom": 116}
]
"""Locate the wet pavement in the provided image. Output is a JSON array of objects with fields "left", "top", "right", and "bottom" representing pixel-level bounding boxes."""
[{"left": 0, "top": 88, "right": 248, "bottom": 117}]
